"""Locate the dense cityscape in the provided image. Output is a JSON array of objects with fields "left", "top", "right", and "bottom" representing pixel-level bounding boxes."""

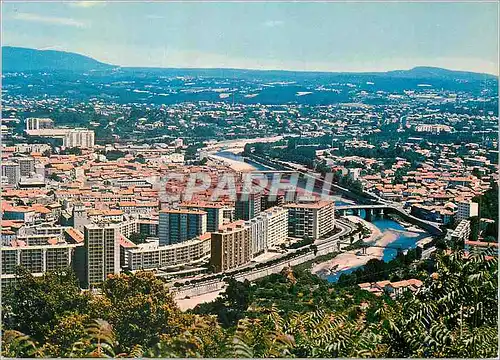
[{"left": 1, "top": 1, "right": 499, "bottom": 358}]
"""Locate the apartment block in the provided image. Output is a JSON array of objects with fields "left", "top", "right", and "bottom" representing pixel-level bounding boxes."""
[
  {"left": 179, "top": 201, "right": 224, "bottom": 232},
  {"left": 235, "top": 192, "right": 261, "bottom": 220},
  {"left": 210, "top": 221, "right": 251, "bottom": 273},
  {"left": 449, "top": 219, "right": 471, "bottom": 244},
  {"left": 13, "top": 157, "right": 35, "bottom": 177},
  {"left": 455, "top": 201, "right": 479, "bottom": 222},
  {"left": 262, "top": 206, "right": 289, "bottom": 248},
  {"left": 1, "top": 242, "right": 79, "bottom": 290},
  {"left": 158, "top": 209, "right": 207, "bottom": 246},
  {"left": 79, "top": 224, "right": 120, "bottom": 288},
  {"left": 1, "top": 161, "right": 21, "bottom": 186},
  {"left": 72, "top": 203, "right": 90, "bottom": 233},
  {"left": 246, "top": 206, "right": 289, "bottom": 256},
  {"left": 63, "top": 129, "right": 95, "bottom": 149},
  {"left": 126, "top": 233, "right": 211, "bottom": 271},
  {"left": 284, "top": 200, "right": 335, "bottom": 239},
  {"left": 25, "top": 117, "right": 54, "bottom": 131},
  {"left": 247, "top": 215, "right": 268, "bottom": 256}
]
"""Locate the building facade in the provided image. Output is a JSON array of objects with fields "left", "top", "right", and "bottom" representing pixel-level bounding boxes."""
[
  {"left": 158, "top": 209, "right": 207, "bottom": 246},
  {"left": 210, "top": 221, "right": 251, "bottom": 273},
  {"left": 262, "top": 206, "right": 289, "bottom": 248},
  {"left": 235, "top": 192, "right": 261, "bottom": 220},
  {"left": 449, "top": 219, "right": 471, "bottom": 245},
  {"left": 246, "top": 206, "right": 289, "bottom": 256},
  {"left": 126, "top": 234, "right": 211, "bottom": 271},
  {"left": 25, "top": 117, "right": 54, "bottom": 131},
  {"left": 14, "top": 157, "right": 35, "bottom": 177},
  {"left": 285, "top": 200, "right": 335, "bottom": 240},
  {"left": 81, "top": 224, "right": 120, "bottom": 288},
  {"left": 179, "top": 202, "right": 224, "bottom": 232},
  {"left": 63, "top": 129, "right": 95, "bottom": 149},
  {"left": 456, "top": 201, "right": 479, "bottom": 222},
  {"left": 1, "top": 161, "right": 21, "bottom": 185}
]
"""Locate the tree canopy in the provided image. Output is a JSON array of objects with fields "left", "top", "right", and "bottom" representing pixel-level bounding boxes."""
[{"left": 2, "top": 249, "right": 497, "bottom": 358}]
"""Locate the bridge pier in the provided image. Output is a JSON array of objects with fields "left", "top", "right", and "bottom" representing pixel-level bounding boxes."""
[
  {"left": 333, "top": 205, "right": 443, "bottom": 236},
  {"left": 365, "top": 209, "right": 373, "bottom": 222}
]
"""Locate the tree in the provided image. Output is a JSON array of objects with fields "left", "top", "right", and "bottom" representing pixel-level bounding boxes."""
[
  {"left": 128, "top": 232, "right": 148, "bottom": 244},
  {"left": 49, "top": 173, "right": 62, "bottom": 182},
  {"left": 2, "top": 250, "right": 497, "bottom": 358},
  {"left": 469, "top": 216, "right": 480, "bottom": 241},
  {"left": 193, "top": 278, "right": 254, "bottom": 328},
  {"left": 60, "top": 147, "right": 82, "bottom": 156},
  {"left": 2, "top": 268, "right": 90, "bottom": 344},
  {"left": 93, "top": 271, "right": 181, "bottom": 353},
  {"left": 1, "top": 330, "right": 45, "bottom": 358},
  {"left": 133, "top": 154, "right": 146, "bottom": 164}
]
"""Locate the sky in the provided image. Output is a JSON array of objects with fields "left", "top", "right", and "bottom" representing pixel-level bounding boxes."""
[{"left": 2, "top": 1, "right": 499, "bottom": 74}]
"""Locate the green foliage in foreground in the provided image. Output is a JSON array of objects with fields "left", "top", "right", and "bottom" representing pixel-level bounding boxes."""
[{"left": 1, "top": 250, "right": 498, "bottom": 358}]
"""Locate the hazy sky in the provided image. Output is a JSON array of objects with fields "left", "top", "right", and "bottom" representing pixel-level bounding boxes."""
[{"left": 2, "top": 1, "right": 499, "bottom": 74}]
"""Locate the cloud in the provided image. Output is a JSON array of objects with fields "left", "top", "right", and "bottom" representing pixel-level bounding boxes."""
[
  {"left": 13, "top": 12, "right": 86, "bottom": 28},
  {"left": 69, "top": 1, "right": 105, "bottom": 8},
  {"left": 263, "top": 20, "right": 284, "bottom": 28}
]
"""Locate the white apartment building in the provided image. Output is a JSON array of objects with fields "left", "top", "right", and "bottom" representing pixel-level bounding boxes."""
[
  {"left": 111, "top": 178, "right": 153, "bottom": 188},
  {"left": 285, "top": 200, "right": 335, "bottom": 240},
  {"left": 263, "top": 207, "right": 289, "bottom": 248},
  {"left": 456, "top": 201, "right": 479, "bottom": 222},
  {"left": 25, "top": 117, "right": 54, "bottom": 131},
  {"left": 126, "top": 233, "right": 211, "bottom": 271},
  {"left": 1, "top": 242, "right": 80, "bottom": 290},
  {"left": 15, "top": 143, "right": 51, "bottom": 154},
  {"left": 82, "top": 224, "right": 120, "bottom": 288},
  {"left": 2, "top": 161, "right": 21, "bottom": 185},
  {"left": 63, "top": 129, "right": 95, "bottom": 149},
  {"left": 247, "top": 215, "right": 268, "bottom": 256},
  {"left": 449, "top": 219, "right": 471, "bottom": 244},
  {"left": 247, "top": 206, "right": 289, "bottom": 255}
]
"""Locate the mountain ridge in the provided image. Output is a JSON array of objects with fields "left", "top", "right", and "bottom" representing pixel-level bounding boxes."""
[
  {"left": 2, "top": 46, "right": 497, "bottom": 81},
  {"left": 2, "top": 46, "right": 115, "bottom": 72}
]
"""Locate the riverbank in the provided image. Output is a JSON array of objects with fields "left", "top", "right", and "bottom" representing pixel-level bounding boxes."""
[
  {"left": 311, "top": 233, "right": 397, "bottom": 277},
  {"left": 311, "top": 216, "right": 422, "bottom": 278},
  {"left": 176, "top": 288, "right": 225, "bottom": 311},
  {"left": 208, "top": 154, "right": 257, "bottom": 172}
]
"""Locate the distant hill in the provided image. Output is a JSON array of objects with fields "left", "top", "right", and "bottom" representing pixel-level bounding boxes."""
[
  {"left": 2, "top": 46, "right": 115, "bottom": 72},
  {"left": 385, "top": 66, "right": 496, "bottom": 81},
  {"left": 2, "top": 46, "right": 497, "bottom": 82}
]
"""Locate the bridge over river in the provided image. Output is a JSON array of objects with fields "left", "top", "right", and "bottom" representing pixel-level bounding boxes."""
[
  {"left": 244, "top": 154, "right": 444, "bottom": 236},
  {"left": 336, "top": 204, "right": 443, "bottom": 236}
]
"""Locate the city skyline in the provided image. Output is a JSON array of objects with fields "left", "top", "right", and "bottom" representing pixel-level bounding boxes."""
[{"left": 2, "top": 1, "right": 499, "bottom": 74}]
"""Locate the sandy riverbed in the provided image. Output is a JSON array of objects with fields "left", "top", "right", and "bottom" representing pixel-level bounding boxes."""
[
  {"left": 176, "top": 288, "right": 225, "bottom": 311},
  {"left": 208, "top": 154, "right": 256, "bottom": 172},
  {"left": 311, "top": 216, "right": 416, "bottom": 277}
]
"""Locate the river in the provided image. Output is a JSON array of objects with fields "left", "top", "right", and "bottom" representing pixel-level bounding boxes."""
[
  {"left": 215, "top": 150, "right": 429, "bottom": 283},
  {"left": 215, "top": 150, "right": 354, "bottom": 207},
  {"left": 325, "top": 216, "right": 430, "bottom": 282},
  {"left": 215, "top": 151, "right": 276, "bottom": 171}
]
